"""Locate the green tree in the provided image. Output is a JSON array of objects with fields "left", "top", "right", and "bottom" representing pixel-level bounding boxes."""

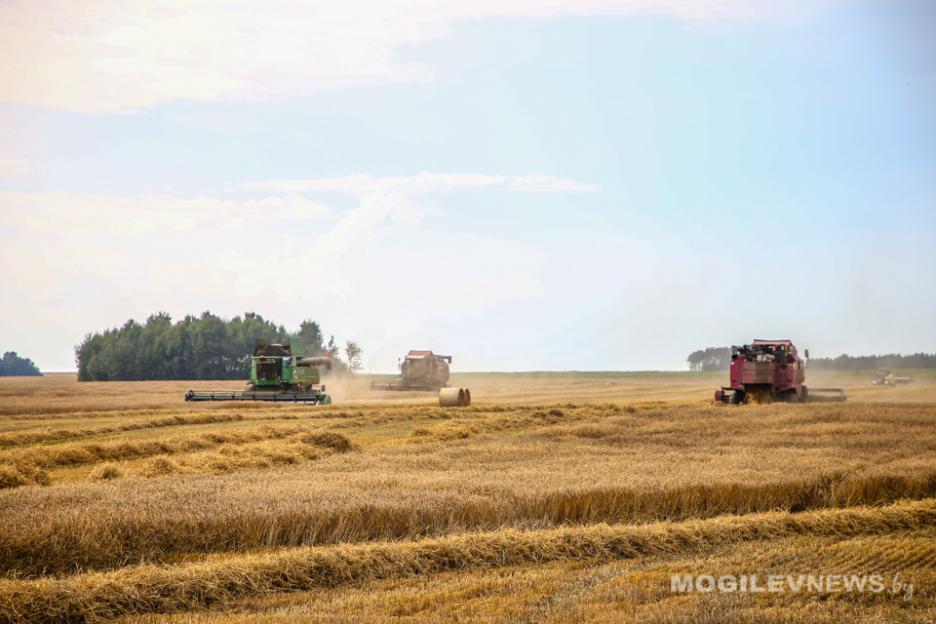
[
  {"left": 325, "top": 335, "right": 343, "bottom": 365},
  {"left": 686, "top": 347, "right": 731, "bottom": 372},
  {"left": 76, "top": 333, "right": 102, "bottom": 381},
  {"left": 0, "top": 351, "right": 42, "bottom": 376},
  {"left": 344, "top": 341, "right": 363, "bottom": 372},
  {"left": 298, "top": 320, "right": 324, "bottom": 356},
  {"left": 74, "top": 312, "right": 360, "bottom": 381}
]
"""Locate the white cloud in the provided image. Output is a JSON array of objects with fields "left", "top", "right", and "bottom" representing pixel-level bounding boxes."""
[
  {"left": 239, "top": 171, "right": 595, "bottom": 301},
  {"left": 472, "top": 271, "right": 545, "bottom": 301},
  {"left": 0, "top": 0, "right": 799, "bottom": 113},
  {"left": 0, "top": 152, "right": 36, "bottom": 177},
  {"left": 0, "top": 171, "right": 590, "bottom": 245},
  {"left": 0, "top": 171, "right": 588, "bottom": 369},
  {"left": 240, "top": 172, "right": 595, "bottom": 287},
  {"left": 0, "top": 118, "right": 37, "bottom": 177},
  {"left": 0, "top": 191, "right": 330, "bottom": 233},
  {"left": 239, "top": 171, "right": 598, "bottom": 195}
]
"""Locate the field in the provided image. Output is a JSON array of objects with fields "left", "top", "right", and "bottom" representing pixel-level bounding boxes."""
[{"left": 1, "top": 371, "right": 935, "bottom": 623}]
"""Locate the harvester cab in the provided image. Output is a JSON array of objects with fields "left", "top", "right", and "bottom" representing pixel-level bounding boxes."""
[
  {"left": 714, "top": 339, "right": 845, "bottom": 404},
  {"left": 185, "top": 339, "right": 333, "bottom": 404},
  {"left": 252, "top": 340, "right": 291, "bottom": 387}
]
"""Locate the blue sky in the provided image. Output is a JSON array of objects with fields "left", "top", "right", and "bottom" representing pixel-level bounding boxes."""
[{"left": 1, "top": 0, "right": 934, "bottom": 371}]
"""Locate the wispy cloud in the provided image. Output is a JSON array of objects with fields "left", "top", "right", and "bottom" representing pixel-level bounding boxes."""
[
  {"left": 239, "top": 171, "right": 596, "bottom": 266},
  {"left": 0, "top": 117, "right": 37, "bottom": 177},
  {"left": 0, "top": 171, "right": 588, "bottom": 368},
  {"left": 0, "top": 0, "right": 802, "bottom": 113},
  {"left": 240, "top": 172, "right": 599, "bottom": 195},
  {"left": 0, "top": 152, "right": 36, "bottom": 177},
  {"left": 0, "top": 192, "right": 330, "bottom": 233}
]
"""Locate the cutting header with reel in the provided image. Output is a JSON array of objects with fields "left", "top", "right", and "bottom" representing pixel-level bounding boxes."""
[
  {"left": 185, "top": 339, "right": 332, "bottom": 404},
  {"left": 715, "top": 339, "right": 846, "bottom": 404}
]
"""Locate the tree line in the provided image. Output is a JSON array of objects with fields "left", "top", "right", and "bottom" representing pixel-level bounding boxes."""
[
  {"left": 0, "top": 352, "right": 42, "bottom": 376},
  {"left": 76, "top": 312, "right": 363, "bottom": 381},
  {"left": 808, "top": 353, "right": 936, "bottom": 370},
  {"left": 688, "top": 347, "right": 936, "bottom": 371},
  {"left": 686, "top": 347, "right": 732, "bottom": 372}
]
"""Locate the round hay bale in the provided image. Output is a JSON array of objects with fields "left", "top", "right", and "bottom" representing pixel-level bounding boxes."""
[{"left": 439, "top": 387, "right": 470, "bottom": 407}]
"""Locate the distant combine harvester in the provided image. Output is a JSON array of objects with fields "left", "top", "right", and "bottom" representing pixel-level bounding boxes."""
[{"left": 371, "top": 350, "right": 470, "bottom": 406}]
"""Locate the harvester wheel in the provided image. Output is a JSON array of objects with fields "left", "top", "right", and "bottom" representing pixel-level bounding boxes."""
[{"left": 730, "top": 390, "right": 747, "bottom": 405}]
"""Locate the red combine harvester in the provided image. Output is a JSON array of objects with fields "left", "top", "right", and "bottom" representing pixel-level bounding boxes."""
[{"left": 715, "top": 339, "right": 846, "bottom": 404}]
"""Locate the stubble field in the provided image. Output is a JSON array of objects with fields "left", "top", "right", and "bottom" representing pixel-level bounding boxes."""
[{"left": 1, "top": 371, "right": 934, "bottom": 623}]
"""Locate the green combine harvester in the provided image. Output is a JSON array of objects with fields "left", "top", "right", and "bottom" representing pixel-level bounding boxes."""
[{"left": 185, "top": 339, "right": 332, "bottom": 404}]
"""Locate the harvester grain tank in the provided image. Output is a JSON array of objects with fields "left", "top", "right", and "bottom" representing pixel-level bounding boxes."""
[
  {"left": 185, "top": 339, "right": 332, "bottom": 403},
  {"left": 714, "top": 339, "right": 845, "bottom": 404},
  {"left": 370, "top": 350, "right": 452, "bottom": 391}
]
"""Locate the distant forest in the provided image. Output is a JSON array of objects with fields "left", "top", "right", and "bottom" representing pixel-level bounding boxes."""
[
  {"left": 688, "top": 347, "right": 936, "bottom": 371},
  {"left": 686, "top": 347, "right": 732, "bottom": 372},
  {"left": 76, "top": 312, "right": 353, "bottom": 381},
  {"left": 0, "top": 351, "right": 42, "bottom": 376},
  {"left": 808, "top": 353, "right": 936, "bottom": 370}
]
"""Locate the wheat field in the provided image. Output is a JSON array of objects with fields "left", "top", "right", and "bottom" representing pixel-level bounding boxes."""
[{"left": 1, "top": 371, "right": 934, "bottom": 623}]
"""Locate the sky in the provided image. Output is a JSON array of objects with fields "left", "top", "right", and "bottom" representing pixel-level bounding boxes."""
[{"left": 1, "top": 0, "right": 934, "bottom": 372}]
